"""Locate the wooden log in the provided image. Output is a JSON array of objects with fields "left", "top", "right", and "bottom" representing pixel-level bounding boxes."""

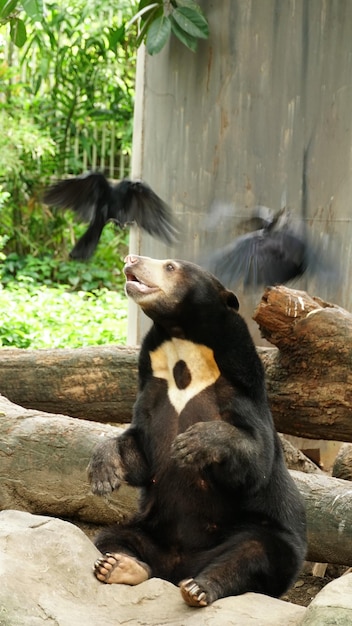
[
  {"left": 292, "top": 470, "right": 352, "bottom": 566},
  {"left": 0, "top": 394, "right": 138, "bottom": 524},
  {"left": 0, "top": 345, "right": 139, "bottom": 424},
  {"left": 0, "top": 285, "right": 351, "bottom": 441},
  {"left": 1, "top": 394, "right": 352, "bottom": 565},
  {"left": 253, "top": 286, "right": 352, "bottom": 442}
]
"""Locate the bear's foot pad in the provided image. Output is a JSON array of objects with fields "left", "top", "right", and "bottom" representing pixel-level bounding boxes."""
[
  {"left": 94, "top": 552, "right": 150, "bottom": 585},
  {"left": 180, "top": 578, "right": 208, "bottom": 607}
]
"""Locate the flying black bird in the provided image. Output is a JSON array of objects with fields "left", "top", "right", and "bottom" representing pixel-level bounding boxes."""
[
  {"left": 206, "top": 205, "right": 329, "bottom": 289},
  {"left": 43, "top": 172, "right": 178, "bottom": 260}
]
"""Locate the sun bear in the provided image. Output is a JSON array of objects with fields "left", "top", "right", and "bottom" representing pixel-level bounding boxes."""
[{"left": 88, "top": 254, "right": 307, "bottom": 607}]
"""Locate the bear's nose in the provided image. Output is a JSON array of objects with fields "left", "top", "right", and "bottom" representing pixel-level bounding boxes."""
[{"left": 124, "top": 254, "right": 140, "bottom": 265}]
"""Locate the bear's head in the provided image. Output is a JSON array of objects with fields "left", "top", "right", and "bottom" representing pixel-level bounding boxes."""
[{"left": 123, "top": 255, "right": 239, "bottom": 333}]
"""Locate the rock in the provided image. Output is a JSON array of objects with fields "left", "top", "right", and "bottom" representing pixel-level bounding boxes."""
[
  {"left": 279, "top": 435, "right": 323, "bottom": 474},
  {"left": 0, "top": 510, "right": 306, "bottom": 626},
  {"left": 299, "top": 572, "right": 352, "bottom": 625},
  {"left": 332, "top": 443, "right": 352, "bottom": 481}
]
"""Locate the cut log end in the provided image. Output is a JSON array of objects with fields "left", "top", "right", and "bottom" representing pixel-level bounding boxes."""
[{"left": 252, "top": 285, "right": 344, "bottom": 349}]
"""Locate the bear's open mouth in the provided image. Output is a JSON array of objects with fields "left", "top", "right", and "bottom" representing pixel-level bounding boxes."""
[
  {"left": 124, "top": 270, "right": 140, "bottom": 283},
  {"left": 124, "top": 270, "right": 159, "bottom": 294}
]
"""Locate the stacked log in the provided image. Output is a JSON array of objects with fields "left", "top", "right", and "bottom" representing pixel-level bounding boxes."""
[{"left": 1, "top": 285, "right": 352, "bottom": 565}]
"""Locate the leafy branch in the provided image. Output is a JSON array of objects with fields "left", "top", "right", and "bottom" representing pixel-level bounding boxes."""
[
  {"left": 0, "top": 0, "right": 209, "bottom": 53},
  {"left": 0, "top": 0, "right": 44, "bottom": 46},
  {"left": 129, "top": 0, "right": 209, "bottom": 54}
]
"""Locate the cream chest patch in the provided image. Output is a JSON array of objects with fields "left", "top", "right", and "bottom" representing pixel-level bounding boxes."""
[{"left": 150, "top": 338, "right": 221, "bottom": 414}]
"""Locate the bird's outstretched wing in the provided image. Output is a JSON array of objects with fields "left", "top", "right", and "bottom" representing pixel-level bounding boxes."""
[
  {"left": 111, "top": 180, "right": 179, "bottom": 245},
  {"left": 207, "top": 227, "right": 308, "bottom": 288},
  {"left": 43, "top": 172, "right": 110, "bottom": 223},
  {"left": 43, "top": 173, "right": 178, "bottom": 260}
]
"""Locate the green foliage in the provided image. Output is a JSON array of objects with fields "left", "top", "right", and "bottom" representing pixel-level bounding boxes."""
[
  {"left": 0, "top": 0, "right": 208, "bottom": 265},
  {"left": 0, "top": 76, "right": 131, "bottom": 269},
  {"left": 0, "top": 111, "right": 56, "bottom": 177},
  {"left": 0, "top": 185, "right": 10, "bottom": 213},
  {"left": 19, "top": 0, "right": 137, "bottom": 175},
  {"left": 134, "top": 0, "right": 209, "bottom": 54},
  {"left": 0, "top": 0, "right": 208, "bottom": 355},
  {"left": 0, "top": 280, "right": 128, "bottom": 348},
  {"left": 0, "top": 0, "right": 209, "bottom": 53},
  {"left": 0, "top": 225, "right": 129, "bottom": 291},
  {"left": 0, "top": 110, "right": 57, "bottom": 254},
  {"left": 0, "top": 1, "right": 135, "bottom": 263},
  {"left": 0, "top": 230, "right": 129, "bottom": 349},
  {"left": 0, "top": 0, "right": 41, "bottom": 48}
]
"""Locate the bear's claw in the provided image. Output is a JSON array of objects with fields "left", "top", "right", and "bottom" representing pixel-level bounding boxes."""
[
  {"left": 179, "top": 578, "right": 208, "bottom": 607},
  {"left": 94, "top": 552, "right": 151, "bottom": 585}
]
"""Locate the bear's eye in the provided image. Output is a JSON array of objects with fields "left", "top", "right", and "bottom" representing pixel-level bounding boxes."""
[{"left": 165, "top": 263, "right": 175, "bottom": 272}]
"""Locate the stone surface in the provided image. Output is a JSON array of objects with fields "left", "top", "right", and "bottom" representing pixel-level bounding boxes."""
[
  {"left": 332, "top": 442, "right": 352, "bottom": 481},
  {"left": 299, "top": 572, "right": 352, "bottom": 625},
  {"left": 0, "top": 510, "right": 306, "bottom": 626}
]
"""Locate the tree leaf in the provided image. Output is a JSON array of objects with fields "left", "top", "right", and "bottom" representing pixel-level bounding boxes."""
[
  {"left": 135, "top": 5, "right": 162, "bottom": 47},
  {"left": 126, "top": 1, "right": 160, "bottom": 29},
  {"left": 170, "top": 16, "right": 198, "bottom": 51},
  {"left": 108, "top": 25, "right": 125, "bottom": 51},
  {"left": 21, "top": 0, "right": 44, "bottom": 22},
  {"left": 136, "top": 0, "right": 163, "bottom": 20},
  {"left": 10, "top": 17, "right": 27, "bottom": 47},
  {"left": 0, "top": 0, "right": 18, "bottom": 19},
  {"left": 145, "top": 14, "right": 171, "bottom": 55},
  {"left": 175, "top": 0, "right": 202, "bottom": 11},
  {"left": 172, "top": 6, "right": 209, "bottom": 39}
]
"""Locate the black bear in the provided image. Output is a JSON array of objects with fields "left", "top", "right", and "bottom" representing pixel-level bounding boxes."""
[{"left": 88, "top": 254, "right": 306, "bottom": 607}]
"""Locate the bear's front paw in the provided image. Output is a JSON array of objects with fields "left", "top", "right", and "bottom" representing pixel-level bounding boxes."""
[
  {"left": 171, "top": 423, "right": 223, "bottom": 470},
  {"left": 87, "top": 438, "right": 125, "bottom": 495}
]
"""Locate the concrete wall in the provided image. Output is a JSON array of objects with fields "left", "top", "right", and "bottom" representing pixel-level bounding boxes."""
[{"left": 128, "top": 0, "right": 352, "bottom": 343}]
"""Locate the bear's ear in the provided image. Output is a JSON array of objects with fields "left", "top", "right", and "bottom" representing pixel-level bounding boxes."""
[{"left": 224, "top": 290, "right": 239, "bottom": 311}]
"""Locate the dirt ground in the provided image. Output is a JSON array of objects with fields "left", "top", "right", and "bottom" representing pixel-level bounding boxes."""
[{"left": 281, "top": 564, "right": 351, "bottom": 607}]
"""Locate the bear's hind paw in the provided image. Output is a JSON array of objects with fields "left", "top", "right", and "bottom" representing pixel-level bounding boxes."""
[
  {"left": 179, "top": 578, "right": 208, "bottom": 607},
  {"left": 94, "top": 552, "right": 150, "bottom": 585}
]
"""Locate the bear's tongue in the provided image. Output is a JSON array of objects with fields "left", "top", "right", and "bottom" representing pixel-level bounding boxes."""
[{"left": 134, "top": 281, "right": 151, "bottom": 293}]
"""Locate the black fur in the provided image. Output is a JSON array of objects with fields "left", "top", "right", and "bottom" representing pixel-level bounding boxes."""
[
  {"left": 43, "top": 173, "right": 178, "bottom": 259},
  {"left": 88, "top": 255, "right": 306, "bottom": 605},
  {"left": 206, "top": 205, "right": 337, "bottom": 289}
]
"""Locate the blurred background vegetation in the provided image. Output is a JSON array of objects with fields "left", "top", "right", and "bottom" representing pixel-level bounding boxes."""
[
  {"left": 0, "top": 0, "right": 136, "bottom": 285},
  {"left": 0, "top": 0, "right": 137, "bottom": 347},
  {"left": 0, "top": 0, "right": 208, "bottom": 348}
]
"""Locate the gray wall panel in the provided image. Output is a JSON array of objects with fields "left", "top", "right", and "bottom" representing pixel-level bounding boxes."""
[{"left": 129, "top": 0, "right": 352, "bottom": 343}]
